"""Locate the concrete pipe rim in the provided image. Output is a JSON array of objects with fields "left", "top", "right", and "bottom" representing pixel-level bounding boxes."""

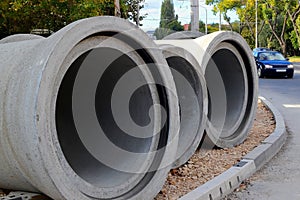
[
  {"left": 206, "top": 42, "right": 248, "bottom": 139},
  {"left": 162, "top": 31, "right": 205, "bottom": 40},
  {"left": 0, "top": 34, "right": 44, "bottom": 44},
  {"left": 34, "top": 16, "right": 179, "bottom": 199},
  {"left": 198, "top": 31, "right": 258, "bottom": 147},
  {"left": 55, "top": 36, "right": 162, "bottom": 197},
  {"left": 159, "top": 44, "right": 208, "bottom": 168}
]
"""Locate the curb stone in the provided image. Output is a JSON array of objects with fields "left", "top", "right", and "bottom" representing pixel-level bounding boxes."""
[{"left": 179, "top": 96, "right": 287, "bottom": 200}]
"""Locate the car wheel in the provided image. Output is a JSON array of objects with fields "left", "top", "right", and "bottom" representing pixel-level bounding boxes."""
[
  {"left": 257, "top": 67, "right": 263, "bottom": 78},
  {"left": 287, "top": 73, "right": 294, "bottom": 79}
]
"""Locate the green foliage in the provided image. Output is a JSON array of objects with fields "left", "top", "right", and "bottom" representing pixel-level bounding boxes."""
[
  {"left": 206, "top": 0, "right": 243, "bottom": 28},
  {"left": 154, "top": 0, "right": 183, "bottom": 39},
  {"left": 159, "top": 0, "right": 175, "bottom": 28},
  {"left": 0, "top": 0, "right": 146, "bottom": 38},
  {"left": 292, "top": 16, "right": 300, "bottom": 49},
  {"left": 207, "top": 23, "right": 220, "bottom": 33},
  {"left": 199, "top": 20, "right": 205, "bottom": 33}
]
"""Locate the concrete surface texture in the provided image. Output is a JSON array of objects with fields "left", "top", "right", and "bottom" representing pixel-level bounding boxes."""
[
  {"left": 158, "top": 44, "right": 208, "bottom": 169},
  {"left": 0, "top": 34, "right": 44, "bottom": 44},
  {"left": 229, "top": 64, "right": 300, "bottom": 199},
  {"left": 162, "top": 31, "right": 205, "bottom": 40},
  {"left": 156, "top": 31, "right": 258, "bottom": 148},
  {"left": 0, "top": 16, "right": 180, "bottom": 200}
]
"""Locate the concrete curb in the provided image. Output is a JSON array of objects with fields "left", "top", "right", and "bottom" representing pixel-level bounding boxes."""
[{"left": 179, "top": 96, "right": 287, "bottom": 200}]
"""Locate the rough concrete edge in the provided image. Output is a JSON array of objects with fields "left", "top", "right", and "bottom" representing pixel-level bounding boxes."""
[{"left": 179, "top": 96, "right": 287, "bottom": 200}]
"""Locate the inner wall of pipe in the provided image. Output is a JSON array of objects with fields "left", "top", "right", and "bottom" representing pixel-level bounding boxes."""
[
  {"left": 55, "top": 47, "right": 158, "bottom": 188},
  {"left": 205, "top": 48, "right": 246, "bottom": 139},
  {"left": 165, "top": 56, "right": 202, "bottom": 158}
]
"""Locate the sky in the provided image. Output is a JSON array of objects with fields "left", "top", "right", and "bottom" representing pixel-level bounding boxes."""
[{"left": 140, "top": 0, "right": 239, "bottom": 31}]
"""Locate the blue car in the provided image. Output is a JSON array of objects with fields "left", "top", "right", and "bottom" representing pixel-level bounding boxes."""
[{"left": 253, "top": 51, "right": 294, "bottom": 78}]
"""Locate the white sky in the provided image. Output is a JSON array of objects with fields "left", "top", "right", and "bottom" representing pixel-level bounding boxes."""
[{"left": 140, "top": 0, "right": 239, "bottom": 31}]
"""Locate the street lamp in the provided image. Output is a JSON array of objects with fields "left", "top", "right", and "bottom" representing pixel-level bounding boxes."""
[{"left": 199, "top": 5, "right": 208, "bottom": 34}]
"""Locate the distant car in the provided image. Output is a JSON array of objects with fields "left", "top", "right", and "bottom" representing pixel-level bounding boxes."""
[{"left": 253, "top": 51, "right": 294, "bottom": 78}]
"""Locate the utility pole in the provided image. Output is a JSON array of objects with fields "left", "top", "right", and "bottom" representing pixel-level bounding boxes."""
[
  {"left": 114, "top": 0, "right": 121, "bottom": 17},
  {"left": 255, "top": 0, "right": 258, "bottom": 48},
  {"left": 136, "top": 1, "right": 140, "bottom": 26},
  {"left": 190, "top": 0, "right": 199, "bottom": 32}
]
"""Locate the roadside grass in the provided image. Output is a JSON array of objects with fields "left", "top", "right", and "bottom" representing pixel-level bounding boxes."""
[{"left": 288, "top": 56, "right": 300, "bottom": 62}]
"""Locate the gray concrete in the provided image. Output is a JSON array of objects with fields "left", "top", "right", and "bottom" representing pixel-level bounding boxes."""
[
  {"left": 0, "top": 16, "right": 180, "bottom": 200},
  {"left": 0, "top": 34, "right": 44, "bottom": 44},
  {"left": 180, "top": 160, "right": 256, "bottom": 200},
  {"left": 179, "top": 96, "right": 287, "bottom": 200},
  {"left": 226, "top": 64, "right": 300, "bottom": 199},
  {"left": 157, "top": 32, "right": 258, "bottom": 148},
  {"left": 162, "top": 31, "right": 205, "bottom": 40},
  {"left": 158, "top": 44, "right": 208, "bottom": 168}
]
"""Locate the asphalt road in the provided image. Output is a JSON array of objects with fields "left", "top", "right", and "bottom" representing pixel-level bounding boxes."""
[{"left": 228, "top": 64, "right": 300, "bottom": 199}]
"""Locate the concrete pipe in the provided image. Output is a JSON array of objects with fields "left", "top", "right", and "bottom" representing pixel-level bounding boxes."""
[
  {"left": 0, "top": 34, "right": 44, "bottom": 44},
  {"left": 156, "top": 31, "right": 258, "bottom": 148},
  {"left": 0, "top": 16, "right": 180, "bottom": 199},
  {"left": 162, "top": 31, "right": 205, "bottom": 40},
  {"left": 158, "top": 44, "right": 207, "bottom": 168}
]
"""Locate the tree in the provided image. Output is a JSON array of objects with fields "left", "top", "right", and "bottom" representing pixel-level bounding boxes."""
[
  {"left": 207, "top": 0, "right": 300, "bottom": 55},
  {"left": 0, "top": 0, "right": 147, "bottom": 39},
  {"left": 206, "top": 0, "right": 243, "bottom": 30},
  {"left": 126, "top": 0, "right": 147, "bottom": 26},
  {"left": 154, "top": 0, "right": 183, "bottom": 39},
  {"left": 237, "top": 0, "right": 266, "bottom": 48},
  {"left": 199, "top": 20, "right": 205, "bottom": 33},
  {"left": 286, "top": 0, "right": 300, "bottom": 51}
]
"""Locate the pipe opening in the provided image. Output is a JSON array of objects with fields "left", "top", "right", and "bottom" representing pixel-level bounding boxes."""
[
  {"left": 55, "top": 47, "right": 164, "bottom": 189},
  {"left": 205, "top": 47, "right": 247, "bottom": 139}
]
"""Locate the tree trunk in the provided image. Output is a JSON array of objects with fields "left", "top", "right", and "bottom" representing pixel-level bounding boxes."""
[
  {"left": 266, "top": 13, "right": 288, "bottom": 56},
  {"left": 114, "top": 0, "right": 121, "bottom": 17}
]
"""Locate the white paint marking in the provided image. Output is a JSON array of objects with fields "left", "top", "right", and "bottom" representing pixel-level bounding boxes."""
[{"left": 283, "top": 104, "right": 300, "bottom": 108}]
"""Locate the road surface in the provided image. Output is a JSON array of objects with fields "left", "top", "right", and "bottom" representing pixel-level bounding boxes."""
[{"left": 227, "top": 64, "right": 300, "bottom": 199}]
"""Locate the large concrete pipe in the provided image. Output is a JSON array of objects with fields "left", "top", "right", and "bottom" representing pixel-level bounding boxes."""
[
  {"left": 156, "top": 31, "right": 258, "bottom": 148},
  {"left": 163, "top": 31, "right": 205, "bottom": 40},
  {"left": 158, "top": 44, "right": 207, "bottom": 168},
  {"left": 0, "top": 16, "right": 180, "bottom": 199},
  {"left": 0, "top": 34, "right": 44, "bottom": 44}
]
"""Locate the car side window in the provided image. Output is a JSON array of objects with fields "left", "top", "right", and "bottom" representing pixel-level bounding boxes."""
[{"left": 253, "top": 52, "right": 258, "bottom": 58}]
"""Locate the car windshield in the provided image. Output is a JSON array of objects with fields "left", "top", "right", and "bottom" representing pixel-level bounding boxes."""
[{"left": 258, "top": 52, "right": 286, "bottom": 61}]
